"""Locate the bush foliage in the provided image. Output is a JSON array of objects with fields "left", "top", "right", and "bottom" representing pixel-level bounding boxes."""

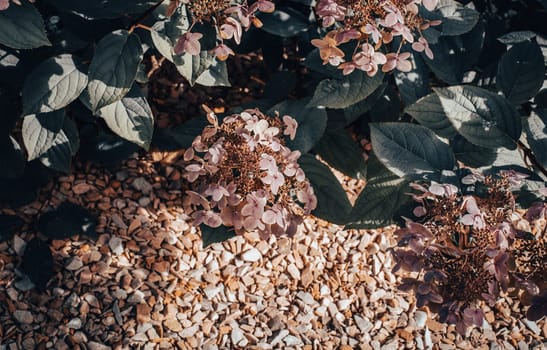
[{"left": 0, "top": 0, "right": 546, "bottom": 332}]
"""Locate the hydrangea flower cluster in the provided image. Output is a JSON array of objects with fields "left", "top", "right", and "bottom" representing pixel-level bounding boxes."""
[
  {"left": 312, "top": 0, "right": 441, "bottom": 75},
  {"left": 0, "top": 0, "right": 34, "bottom": 11},
  {"left": 182, "top": 108, "right": 317, "bottom": 239},
  {"left": 393, "top": 172, "right": 546, "bottom": 333},
  {"left": 172, "top": 0, "right": 275, "bottom": 61}
]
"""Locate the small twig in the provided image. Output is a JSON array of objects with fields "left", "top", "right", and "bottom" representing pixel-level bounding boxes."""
[
  {"left": 517, "top": 140, "right": 547, "bottom": 177},
  {"left": 128, "top": 0, "right": 166, "bottom": 33}
]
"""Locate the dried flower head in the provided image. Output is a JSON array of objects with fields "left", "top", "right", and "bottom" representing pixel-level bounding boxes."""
[
  {"left": 393, "top": 172, "right": 547, "bottom": 333},
  {"left": 182, "top": 109, "right": 317, "bottom": 239},
  {"left": 313, "top": 0, "right": 442, "bottom": 74}
]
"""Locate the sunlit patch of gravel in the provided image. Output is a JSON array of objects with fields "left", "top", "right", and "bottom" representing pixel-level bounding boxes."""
[{"left": 0, "top": 152, "right": 545, "bottom": 350}]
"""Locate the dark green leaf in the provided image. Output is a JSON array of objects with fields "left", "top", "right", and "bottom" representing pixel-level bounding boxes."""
[
  {"left": 424, "top": 20, "right": 485, "bottom": 84},
  {"left": 526, "top": 109, "right": 547, "bottom": 168},
  {"left": 496, "top": 41, "right": 545, "bottom": 104},
  {"left": 303, "top": 48, "right": 344, "bottom": 78},
  {"left": 340, "top": 84, "right": 387, "bottom": 126},
  {"left": 314, "top": 129, "right": 367, "bottom": 179},
  {"left": 268, "top": 99, "right": 327, "bottom": 153},
  {"left": 368, "top": 86, "right": 402, "bottom": 122},
  {"left": 497, "top": 31, "right": 536, "bottom": 44},
  {"left": 434, "top": 85, "right": 522, "bottom": 149},
  {"left": 195, "top": 59, "right": 231, "bottom": 87},
  {"left": 87, "top": 30, "right": 143, "bottom": 112},
  {"left": 394, "top": 52, "right": 430, "bottom": 105},
  {"left": 263, "top": 71, "right": 297, "bottom": 103},
  {"left": 451, "top": 134, "right": 498, "bottom": 167},
  {"left": 21, "top": 238, "right": 54, "bottom": 290},
  {"left": 37, "top": 202, "right": 97, "bottom": 240},
  {"left": 200, "top": 224, "right": 236, "bottom": 248},
  {"left": 175, "top": 50, "right": 216, "bottom": 86},
  {"left": 38, "top": 129, "right": 72, "bottom": 174},
  {"left": 535, "top": 89, "right": 547, "bottom": 108},
  {"left": 310, "top": 70, "right": 384, "bottom": 109},
  {"left": 22, "top": 110, "right": 65, "bottom": 161},
  {"left": 298, "top": 154, "right": 352, "bottom": 225},
  {"left": 0, "top": 136, "right": 25, "bottom": 179},
  {"left": 435, "top": 0, "right": 479, "bottom": 36},
  {"left": 79, "top": 128, "right": 140, "bottom": 167},
  {"left": 48, "top": 0, "right": 158, "bottom": 19},
  {"left": 63, "top": 117, "right": 80, "bottom": 156},
  {"left": 0, "top": 160, "right": 52, "bottom": 207},
  {"left": 259, "top": 6, "right": 309, "bottom": 37},
  {"left": 0, "top": 1, "right": 50, "bottom": 49},
  {"left": 96, "top": 84, "right": 154, "bottom": 150},
  {"left": 0, "top": 214, "right": 23, "bottom": 242},
  {"left": 370, "top": 122, "right": 456, "bottom": 180},
  {"left": 405, "top": 93, "right": 458, "bottom": 138},
  {"left": 346, "top": 159, "right": 411, "bottom": 229},
  {"left": 152, "top": 117, "right": 207, "bottom": 151},
  {"left": 23, "top": 54, "right": 88, "bottom": 115}
]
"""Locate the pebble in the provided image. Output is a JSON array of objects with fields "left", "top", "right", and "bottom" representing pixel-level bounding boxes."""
[
  {"left": 13, "top": 310, "right": 33, "bottom": 324},
  {"left": 415, "top": 311, "right": 427, "bottom": 329},
  {"left": 230, "top": 326, "right": 245, "bottom": 346},
  {"left": 66, "top": 257, "right": 83, "bottom": 271},
  {"left": 132, "top": 177, "right": 153, "bottom": 194},
  {"left": 270, "top": 329, "right": 289, "bottom": 346},
  {"left": 87, "top": 342, "right": 112, "bottom": 350},
  {"left": 241, "top": 248, "right": 261, "bottom": 262},
  {"left": 67, "top": 318, "right": 83, "bottom": 329},
  {"left": 108, "top": 236, "right": 124, "bottom": 256}
]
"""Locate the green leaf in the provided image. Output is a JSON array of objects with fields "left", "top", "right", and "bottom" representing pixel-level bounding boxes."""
[
  {"left": 340, "top": 84, "right": 386, "bottom": 126},
  {"left": 0, "top": 1, "right": 50, "bottom": 49},
  {"left": 175, "top": 50, "right": 216, "bottom": 86},
  {"left": 259, "top": 6, "right": 308, "bottom": 37},
  {"left": 368, "top": 86, "right": 402, "bottom": 122},
  {"left": 38, "top": 129, "right": 72, "bottom": 174},
  {"left": 303, "top": 48, "right": 344, "bottom": 78},
  {"left": 526, "top": 109, "right": 547, "bottom": 168},
  {"left": 37, "top": 202, "right": 97, "bottom": 240},
  {"left": 370, "top": 122, "right": 456, "bottom": 180},
  {"left": 80, "top": 128, "right": 139, "bottom": 167},
  {"left": 63, "top": 117, "right": 80, "bottom": 156},
  {"left": 314, "top": 129, "right": 367, "bottom": 180},
  {"left": 435, "top": 0, "right": 479, "bottom": 36},
  {"left": 405, "top": 93, "right": 458, "bottom": 138},
  {"left": 310, "top": 70, "right": 384, "bottom": 109},
  {"left": 496, "top": 41, "right": 545, "bottom": 104},
  {"left": 87, "top": 30, "right": 143, "bottom": 112},
  {"left": 22, "top": 110, "right": 65, "bottom": 161},
  {"left": 200, "top": 225, "right": 236, "bottom": 248},
  {"left": 434, "top": 85, "right": 522, "bottom": 149},
  {"left": 96, "top": 84, "right": 154, "bottom": 150},
  {"left": 268, "top": 99, "right": 327, "bottom": 153},
  {"left": 0, "top": 136, "right": 25, "bottom": 179},
  {"left": 194, "top": 59, "right": 231, "bottom": 87},
  {"left": 424, "top": 20, "right": 485, "bottom": 84},
  {"left": 394, "top": 52, "right": 430, "bottom": 105},
  {"left": 298, "top": 154, "right": 352, "bottom": 225},
  {"left": 497, "top": 31, "right": 536, "bottom": 44},
  {"left": 23, "top": 54, "right": 88, "bottom": 115},
  {"left": 450, "top": 134, "right": 498, "bottom": 168},
  {"left": 48, "top": 0, "right": 158, "bottom": 19},
  {"left": 346, "top": 161, "right": 411, "bottom": 229}
]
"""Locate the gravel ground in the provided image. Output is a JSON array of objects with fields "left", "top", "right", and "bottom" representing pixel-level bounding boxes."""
[
  {"left": 1, "top": 55, "right": 546, "bottom": 349},
  {"left": 0, "top": 151, "right": 545, "bottom": 350}
]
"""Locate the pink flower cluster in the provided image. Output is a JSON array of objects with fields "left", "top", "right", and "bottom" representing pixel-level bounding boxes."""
[
  {"left": 393, "top": 173, "right": 547, "bottom": 333},
  {"left": 182, "top": 108, "right": 317, "bottom": 239},
  {"left": 173, "top": 0, "right": 275, "bottom": 61},
  {"left": 312, "top": 0, "right": 441, "bottom": 75},
  {"left": 0, "top": 0, "right": 34, "bottom": 11}
]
